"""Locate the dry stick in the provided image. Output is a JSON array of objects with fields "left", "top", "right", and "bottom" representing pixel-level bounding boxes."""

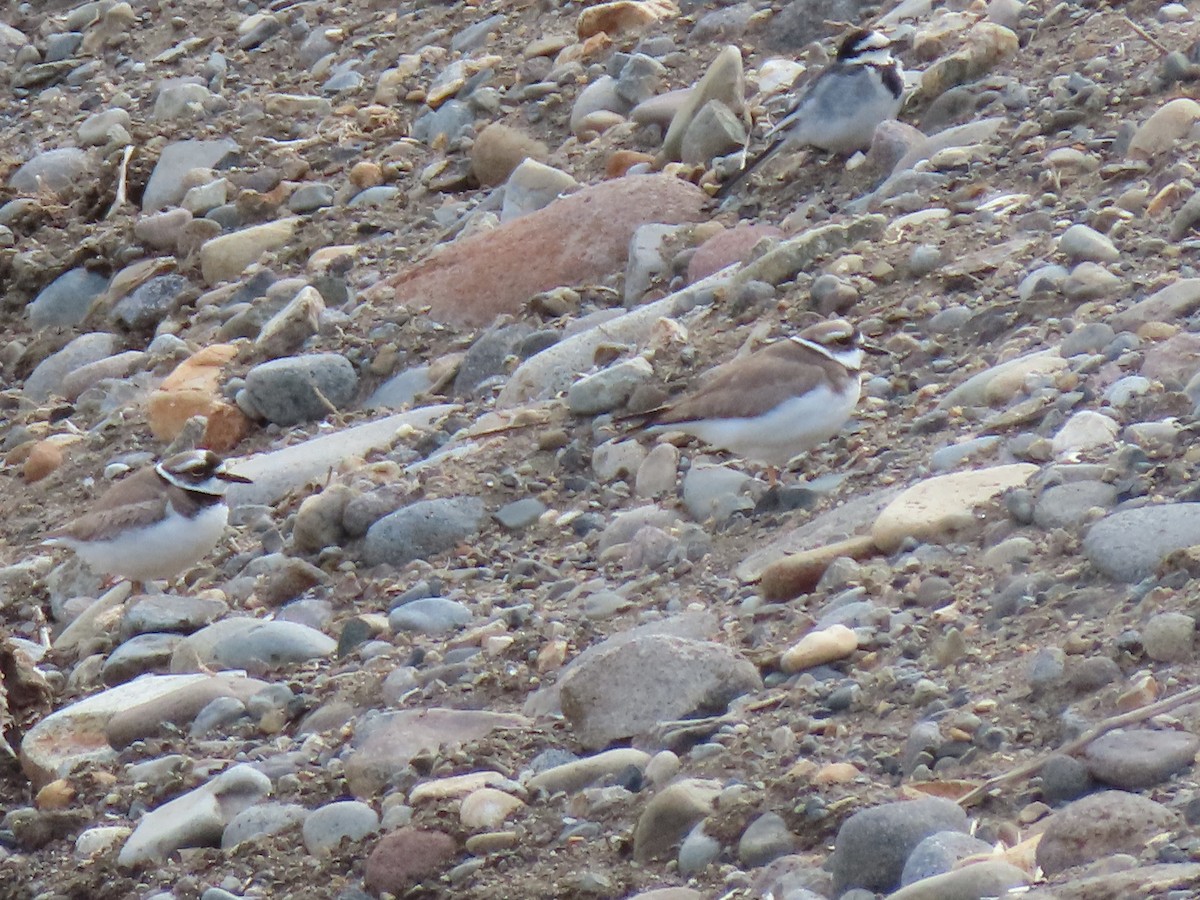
[
  {"left": 1122, "top": 14, "right": 1171, "bottom": 56},
  {"left": 958, "top": 683, "right": 1200, "bottom": 808}
]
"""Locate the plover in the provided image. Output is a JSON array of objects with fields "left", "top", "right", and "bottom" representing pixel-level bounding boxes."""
[
  {"left": 641, "top": 318, "right": 872, "bottom": 468},
  {"left": 43, "top": 449, "right": 250, "bottom": 592}
]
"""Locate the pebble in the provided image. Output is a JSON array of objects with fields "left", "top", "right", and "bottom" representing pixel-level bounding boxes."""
[
  {"left": 1059, "top": 224, "right": 1119, "bottom": 263},
  {"left": 1084, "top": 504, "right": 1200, "bottom": 582},
  {"left": 364, "top": 497, "right": 487, "bottom": 568},
  {"left": 567, "top": 357, "right": 653, "bottom": 415},
  {"left": 364, "top": 828, "right": 458, "bottom": 895},
  {"left": 9, "top": 147, "right": 91, "bottom": 196},
  {"left": 172, "top": 618, "right": 335, "bottom": 674},
  {"left": 633, "top": 778, "right": 722, "bottom": 862},
  {"left": 780, "top": 625, "right": 858, "bottom": 672},
  {"left": 118, "top": 765, "right": 272, "bottom": 865},
  {"left": 27, "top": 267, "right": 110, "bottom": 330},
  {"left": 222, "top": 802, "right": 308, "bottom": 849},
  {"left": 388, "top": 597, "right": 473, "bottom": 635},
  {"left": 900, "top": 831, "right": 994, "bottom": 884},
  {"left": 830, "top": 797, "right": 969, "bottom": 894},
  {"left": 24, "top": 332, "right": 119, "bottom": 401},
  {"left": 241, "top": 353, "right": 358, "bottom": 425},
  {"left": 302, "top": 800, "right": 379, "bottom": 855},
  {"left": 738, "top": 812, "right": 796, "bottom": 867},
  {"left": 1036, "top": 791, "right": 1181, "bottom": 875},
  {"left": 1083, "top": 730, "right": 1200, "bottom": 789},
  {"left": 557, "top": 634, "right": 762, "bottom": 749},
  {"left": 682, "top": 463, "right": 755, "bottom": 522}
]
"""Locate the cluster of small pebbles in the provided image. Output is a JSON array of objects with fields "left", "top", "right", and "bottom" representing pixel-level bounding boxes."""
[{"left": 7, "top": 0, "right": 1200, "bottom": 897}]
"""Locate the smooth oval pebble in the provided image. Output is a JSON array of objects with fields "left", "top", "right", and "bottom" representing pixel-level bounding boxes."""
[{"left": 780, "top": 625, "right": 859, "bottom": 673}]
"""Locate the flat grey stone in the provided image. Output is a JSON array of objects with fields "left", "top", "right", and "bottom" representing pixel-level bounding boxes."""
[
  {"left": 1084, "top": 504, "right": 1200, "bottom": 582},
  {"left": 738, "top": 812, "right": 795, "bottom": 868},
  {"left": 112, "top": 274, "right": 190, "bottom": 332},
  {"left": 24, "top": 332, "right": 119, "bottom": 401},
  {"left": 558, "top": 634, "right": 762, "bottom": 749},
  {"left": 302, "top": 800, "right": 379, "bottom": 855},
  {"left": 1036, "top": 790, "right": 1181, "bottom": 875},
  {"left": 10, "top": 147, "right": 91, "bottom": 195},
  {"left": 143, "top": 139, "right": 239, "bottom": 211},
  {"left": 388, "top": 597, "right": 473, "bottom": 635},
  {"left": 27, "top": 267, "right": 109, "bottom": 329},
  {"left": 118, "top": 764, "right": 271, "bottom": 865},
  {"left": 172, "top": 617, "right": 335, "bottom": 675},
  {"left": 900, "top": 830, "right": 993, "bottom": 885},
  {"left": 494, "top": 498, "right": 546, "bottom": 530},
  {"left": 364, "top": 497, "right": 487, "bottom": 568},
  {"left": 222, "top": 802, "right": 307, "bottom": 849},
  {"left": 1084, "top": 729, "right": 1200, "bottom": 790},
  {"left": 1034, "top": 481, "right": 1119, "bottom": 530},
  {"left": 243, "top": 353, "right": 358, "bottom": 425}
]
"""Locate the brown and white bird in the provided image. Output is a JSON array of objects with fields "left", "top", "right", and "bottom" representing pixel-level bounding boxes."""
[
  {"left": 43, "top": 449, "right": 250, "bottom": 591},
  {"left": 716, "top": 28, "right": 905, "bottom": 198},
  {"left": 641, "top": 319, "right": 871, "bottom": 468}
]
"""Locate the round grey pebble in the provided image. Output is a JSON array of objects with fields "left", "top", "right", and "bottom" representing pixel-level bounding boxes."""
[
  {"left": 388, "top": 597, "right": 473, "bottom": 635},
  {"left": 243, "top": 353, "right": 358, "bottom": 425},
  {"left": 302, "top": 800, "right": 379, "bottom": 855},
  {"left": 1142, "top": 611, "right": 1195, "bottom": 662},
  {"left": 900, "top": 830, "right": 993, "bottom": 885},
  {"left": 1040, "top": 753, "right": 1093, "bottom": 804},
  {"left": 1084, "top": 729, "right": 1200, "bottom": 790},
  {"left": 738, "top": 811, "right": 796, "bottom": 868}
]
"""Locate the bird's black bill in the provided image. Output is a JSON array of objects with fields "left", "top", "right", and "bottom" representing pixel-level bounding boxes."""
[
  {"left": 861, "top": 342, "right": 889, "bottom": 355},
  {"left": 216, "top": 469, "right": 253, "bottom": 484}
]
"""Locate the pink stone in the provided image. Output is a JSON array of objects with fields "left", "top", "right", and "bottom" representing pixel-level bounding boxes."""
[
  {"left": 687, "top": 223, "right": 783, "bottom": 284},
  {"left": 368, "top": 174, "right": 705, "bottom": 327}
]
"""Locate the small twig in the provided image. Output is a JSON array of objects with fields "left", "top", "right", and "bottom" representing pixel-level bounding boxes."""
[
  {"left": 959, "top": 683, "right": 1200, "bottom": 807},
  {"left": 105, "top": 144, "right": 134, "bottom": 220},
  {"left": 1121, "top": 14, "right": 1171, "bottom": 56}
]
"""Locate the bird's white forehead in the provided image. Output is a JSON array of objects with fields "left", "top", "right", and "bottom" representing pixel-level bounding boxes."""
[{"left": 855, "top": 30, "right": 892, "bottom": 51}]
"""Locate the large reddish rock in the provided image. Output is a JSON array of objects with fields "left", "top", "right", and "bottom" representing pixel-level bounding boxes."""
[
  {"left": 364, "top": 828, "right": 457, "bottom": 896},
  {"left": 368, "top": 174, "right": 706, "bottom": 327}
]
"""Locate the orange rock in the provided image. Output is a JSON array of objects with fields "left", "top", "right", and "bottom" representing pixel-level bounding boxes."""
[
  {"left": 350, "top": 161, "right": 384, "bottom": 190},
  {"left": 35, "top": 778, "right": 76, "bottom": 810},
  {"left": 813, "top": 762, "right": 860, "bottom": 785},
  {"left": 759, "top": 534, "right": 877, "bottom": 600},
  {"left": 577, "top": 0, "right": 677, "bottom": 39},
  {"left": 368, "top": 174, "right": 705, "bottom": 327},
  {"left": 146, "top": 344, "right": 251, "bottom": 452},
  {"left": 23, "top": 441, "right": 63, "bottom": 482},
  {"left": 606, "top": 150, "right": 656, "bottom": 179}
]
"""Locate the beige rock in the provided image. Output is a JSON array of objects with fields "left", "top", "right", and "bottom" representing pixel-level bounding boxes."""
[
  {"left": 1051, "top": 410, "right": 1118, "bottom": 460},
  {"left": 1128, "top": 98, "right": 1200, "bottom": 160},
  {"left": 886, "top": 860, "right": 1030, "bottom": 899},
  {"left": 872, "top": 464, "right": 1038, "bottom": 553},
  {"left": 22, "top": 440, "right": 63, "bottom": 483},
  {"left": 577, "top": 0, "right": 678, "bottom": 39},
  {"left": 633, "top": 778, "right": 721, "bottom": 862},
  {"left": 470, "top": 123, "right": 548, "bottom": 188},
  {"left": 813, "top": 762, "right": 861, "bottom": 785},
  {"left": 983, "top": 353, "right": 1067, "bottom": 406},
  {"left": 199, "top": 217, "right": 301, "bottom": 285},
  {"left": 255, "top": 285, "right": 324, "bottom": 359},
  {"left": 781, "top": 624, "right": 859, "bottom": 672},
  {"left": 659, "top": 45, "right": 746, "bottom": 165},
  {"left": 410, "top": 771, "right": 513, "bottom": 803},
  {"left": 459, "top": 788, "right": 525, "bottom": 830},
  {"left": 940, "top": 349, "right": 1064, "bottom": 408},
  {"left": 760, "top": 535, "right": 877, "bottom": 600},
  {"left": 918, "top": 22, "right": 1019, "bottom": 101},
  {"left": 527, "top": 748, "right": 651, "bottom": 795}
]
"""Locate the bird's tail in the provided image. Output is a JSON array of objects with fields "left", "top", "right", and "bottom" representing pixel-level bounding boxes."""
[{"left": 713, "top": 135, "right": 786, "bottom": 200}]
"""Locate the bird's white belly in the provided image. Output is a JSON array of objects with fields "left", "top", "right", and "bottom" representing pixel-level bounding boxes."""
[
  {"left": 794, "top": 88, "right": 903, "bottom": 154},
  {"left": 668, "top": 381, "right": 860, "bottom": 466},
  {"left": 65, "top": 504, "right": 229, "bottom": 581}
]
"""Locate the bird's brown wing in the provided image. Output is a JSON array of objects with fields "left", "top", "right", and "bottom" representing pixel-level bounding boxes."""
[
  {"left": 650, "top": 340, "right": 843, "bottom": 424},
  {"left": 45, "top": 496, "right": 170, "bottom": 543}
]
